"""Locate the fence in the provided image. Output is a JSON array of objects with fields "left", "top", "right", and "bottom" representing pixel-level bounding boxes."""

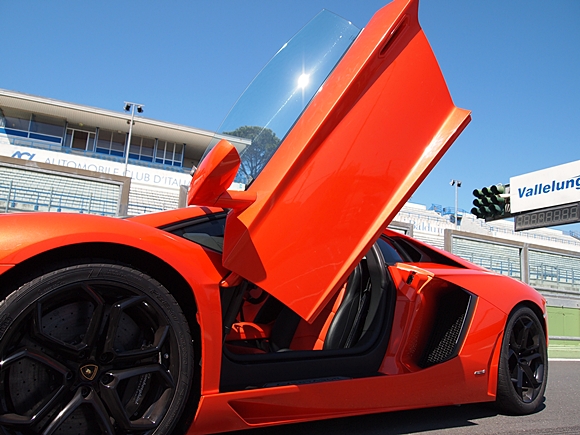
[
  {"left": 444, "top": 229, "right": 580, "bottom": 293},
  {"left": 0, "top": 181, "right": 119, "bottom": 216}
]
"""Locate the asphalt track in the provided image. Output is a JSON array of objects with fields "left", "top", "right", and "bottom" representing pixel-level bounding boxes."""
[{"left": 227, "top": 360, "right": 580, "bottom": 435}]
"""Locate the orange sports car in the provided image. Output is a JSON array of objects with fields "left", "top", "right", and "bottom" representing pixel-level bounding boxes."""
[{"left": 0, "top": 0, "right": 547, "bottom": 434}]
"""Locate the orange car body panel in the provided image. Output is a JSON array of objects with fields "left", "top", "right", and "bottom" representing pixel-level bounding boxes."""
[
  {"left": 0, "top": 1, "right": 548, "bottom": 434},
  {"left": 220, "top": 0, "right": 471, "bottom": 322},
  {"left": 188, "top": 288, "right": 507, "bottom": 435}
]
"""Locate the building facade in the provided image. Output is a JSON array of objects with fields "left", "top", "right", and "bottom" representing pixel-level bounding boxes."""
[{"left": 0, "top": 89, "right": 215, "bottom": 215}]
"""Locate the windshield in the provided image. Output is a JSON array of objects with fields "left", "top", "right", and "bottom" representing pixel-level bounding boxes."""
[{"left": 201, "top": 10, "right": 360, "bottom": 190}]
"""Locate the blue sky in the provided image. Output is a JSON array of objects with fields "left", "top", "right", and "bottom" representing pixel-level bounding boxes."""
[{"left": 2, "top": 1, "right": 579, "bottom": 230}]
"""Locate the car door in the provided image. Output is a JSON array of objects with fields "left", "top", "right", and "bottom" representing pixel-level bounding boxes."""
[{"left": 189, "top": 0, "right": 471, "bottom": 322}]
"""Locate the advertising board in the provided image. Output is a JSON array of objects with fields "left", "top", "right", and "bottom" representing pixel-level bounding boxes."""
[
  {"left": 0, "top": 140, "right": 191, "bottom": 191},
  {"left": 510, "top": 160, "right": 580, "bottom": 213}
]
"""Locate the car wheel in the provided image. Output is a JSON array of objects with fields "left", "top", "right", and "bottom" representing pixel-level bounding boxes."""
[
  {"left": 495, "top": 306, "right": 547, "bottom": 415},
  {"left": 0, "top": 263, "right": 193, "bottom": 435}
]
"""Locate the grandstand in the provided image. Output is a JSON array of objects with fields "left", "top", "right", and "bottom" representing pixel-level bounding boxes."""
[
  {"left": 395, "top": 202, "right": 580, "bottom": 251},
  {"left": 128, "top": 185, "right": 181, "bottom": 216},
  {"left": 0, "top": 155, "right": 129, "bottom": 215}
]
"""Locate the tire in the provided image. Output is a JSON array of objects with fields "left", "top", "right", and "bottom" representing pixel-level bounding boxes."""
[
  {"left": 0, "top": 263, "right": 194, "bottom": 435},
  {"left": 495, "top": 306, "right": 548, "bottom": 415}
]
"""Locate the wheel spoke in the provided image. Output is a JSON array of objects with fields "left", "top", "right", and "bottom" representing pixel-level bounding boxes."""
[
  {"left": 100, "top": 364, "right": 174, "bottom": 430},
  {"left": 78, "top": 284, "right": 106, "bottom": 349},
  {"left": 32, "top": 285, "right": 106, "bottom": 361},
  {"left": 519, "top": 319, "right": 532, "bottom": 347},
  {"left": 509, "top": 330, "right": 522, "bottom": 353},
  {"left": 1, "top": 347, "right": 70, "bottom": 376},
  {"left": 0, "top": 348, "right": 72, "bottom": 426},
  {"left": 519, "top": 360, "right": 542, "bottom": 389},
  {"left": 32, "top": 303, "right": 86, "bottom": 360},
  {"left": 522, "top": 350, "right": 542, "bottom": 365},
  {"left": 42, "top": 387, "right": 114, "bottom": 435},
  {"left": 511, "top": 364, "right": 524, "bottom": 395},
  {"left": 507, "top": 347, "right": 518, "bottom": 363},
  {"left": 103, "top": 295, "right": 169, "bottom": 362},
  {"left": 0, "top": 387, "right": 68, "bottom": 427},
  {"left": 103, "top": 296, "right": 145, "bottom": 355},
  {"left": 114, "top": 325, "right": 170, "bottom": 363}
]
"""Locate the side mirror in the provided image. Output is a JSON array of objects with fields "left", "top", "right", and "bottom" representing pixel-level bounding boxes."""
[{"left": 187, "top": 139, "right": 256, "bottom": 210}]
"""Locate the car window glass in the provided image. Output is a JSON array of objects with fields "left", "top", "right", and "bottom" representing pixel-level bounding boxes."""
[
  {"left": 390, "top": 237, "right": 423, "bottom": 262},
  {"left": 377, "top": 238, "right": 404, "bottom": 265},
  {"left": 168, "top": 217, "right": 226, "bottom": 253},
  {"left": 199, "top": 11, "right": 361, "bottom": 190}
]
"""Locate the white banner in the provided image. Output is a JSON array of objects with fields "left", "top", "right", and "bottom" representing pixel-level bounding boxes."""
[
  {"left": 0, "top": 138, "right": 191, "bottom": 191},
  {"left": 510, "top": 160, "right": 580, "bottom": 213}
]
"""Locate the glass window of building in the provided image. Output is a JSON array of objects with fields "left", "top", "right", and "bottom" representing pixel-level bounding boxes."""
[
  {"left": 173, "top": 143, "right": 183, "bottom": 166},
  {"left": 129, "top": 135, "right": 141, "bottom": 159},
  {"left": 65, "top": 126, "right": 96, "bottom": 151},
  {"left": 129, "top": 136, "right": 155, "bottom": 162},
  {"left": 96, "top": 130, "right": 126, "bottom": 157},
  {"left": 155, "top": 141, "right": 166, "bottom": 163},
  {"left": 30, "top": 114, "right": 65, "bottom": 138},
  {"left": 96, "top": 130, "right": 111, "bottom": 154},
  {"left": 141, "top": 138, "right": 155, "bottom": 161},
  {"left": 0, "top": 107, "right": 31, "bottom": 131},
  {"left": 1, "top": 109, "right": 63, "bottom": 143},
  {"left": 156, "top": 140, "right": 184, "bottom": 167},
  {"left": 111, "top": 132, "right": 125, "bottom": 156}
]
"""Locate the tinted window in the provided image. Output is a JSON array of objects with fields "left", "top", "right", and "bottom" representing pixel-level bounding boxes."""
[
  {"left": 167, "top": 216, "right": 226, "bottom": 252},
  {"left": 377, "top": 237, "right": 404, "bottom": 265},
  {"left": 390, "top": 236, "right": 464, "bottom": 267}
]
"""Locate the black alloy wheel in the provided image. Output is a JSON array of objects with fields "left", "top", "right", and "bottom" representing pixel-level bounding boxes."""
[
  {"left": 496, "top": 306, "right": 547, "bottom": 415},
  {"left": 0, "top": 263, "right": 193, "bottom": 435}
]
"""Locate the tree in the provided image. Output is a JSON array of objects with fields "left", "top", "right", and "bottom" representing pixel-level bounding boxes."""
[{"left": 223, "top": 126, "right": 281, "bottom": 186}]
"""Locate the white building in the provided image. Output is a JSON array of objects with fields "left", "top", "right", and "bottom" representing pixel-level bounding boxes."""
[{"left": 0, "top": 89, "right": 214, "bottom": 215}]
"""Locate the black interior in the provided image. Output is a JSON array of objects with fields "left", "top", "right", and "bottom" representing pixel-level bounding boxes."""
[{"left": 219, "top": 242, "right": 396, "bottom": 392}]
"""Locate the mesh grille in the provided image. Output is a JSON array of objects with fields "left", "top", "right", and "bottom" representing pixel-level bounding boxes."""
[
  {"left": 420, "top": 290, "right": 471, "bottom": 368},
  {"left": 424, "top": 312, "right": 465, "bottom": 366}
]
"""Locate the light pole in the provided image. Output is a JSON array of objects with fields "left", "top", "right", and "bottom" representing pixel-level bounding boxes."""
[
  {"left": 450, "top": 179, "right": 461, "bottom": 229},
  {"left": 123, "top": 101, "right": 143, "bottom": 177}
]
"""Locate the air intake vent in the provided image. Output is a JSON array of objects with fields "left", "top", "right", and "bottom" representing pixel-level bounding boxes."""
[{"left": 420, "top": 290, "right": 474, "bottom": 368}]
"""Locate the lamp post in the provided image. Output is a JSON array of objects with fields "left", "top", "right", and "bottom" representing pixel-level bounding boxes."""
[
  {"left": 123, "top": 101, "right": 144, "bottom": 177},
  {"left": 450, "top": 179, "right": 461, "bottom": 229}
]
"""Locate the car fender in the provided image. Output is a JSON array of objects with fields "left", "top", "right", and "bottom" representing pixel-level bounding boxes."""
[
  {"left": 414, "top": 266, "right": 547, "bottom": 398},
  {"left": 0, "top": 212, "right": 227, "bottom": 395}
]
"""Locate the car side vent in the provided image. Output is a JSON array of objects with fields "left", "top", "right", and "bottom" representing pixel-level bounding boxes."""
[{"left": 419, "top": 289, "right": 474, "bottom": 368}]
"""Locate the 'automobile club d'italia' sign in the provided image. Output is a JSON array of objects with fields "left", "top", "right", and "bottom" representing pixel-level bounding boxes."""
[
  {"left": 0, "top": 141, "right": 191, "bottom": 189},
  {"left": 510, "top": 159, "right": 580, "bottom": 213}
]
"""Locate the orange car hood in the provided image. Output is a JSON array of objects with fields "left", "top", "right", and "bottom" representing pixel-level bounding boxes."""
[{"left": 213, "top": 0, "right": 470, "bottom": 322}]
